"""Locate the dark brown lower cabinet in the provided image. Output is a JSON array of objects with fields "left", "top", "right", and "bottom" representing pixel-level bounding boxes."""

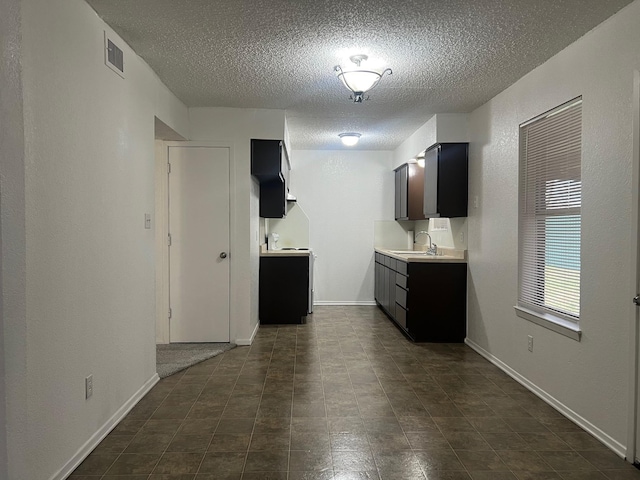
[
  {"left": 260, "top": 256, "right": 309, "bottom": 324},
  {"left": 374, "top": 252, "right": 467, "bottom": 342}
]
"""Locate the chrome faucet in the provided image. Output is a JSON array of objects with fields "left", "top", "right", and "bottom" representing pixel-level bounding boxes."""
[{"left": 415, "top": 230, "right": 438, "bottom": 255}]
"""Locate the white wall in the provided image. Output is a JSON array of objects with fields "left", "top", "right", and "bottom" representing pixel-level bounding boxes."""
[
  {"left": 266, "top": 203, "right": 311, "bottom": 249},
  {"left": 188, "top": 107, "right": 287, "bottom": 344},
  {"left": 1, "top": 0, "right": 26, "bottom": 477},
  {"left": 291, "top": 150, "right": 394, "bottom": 304},
  {"left": 393, "top": 115, "right": 436, "bottom": 169},
  {"left": 1, "top": 0, "right": 190, "bottom": 478},
  {"left": 467, "top": 0, "right": 640, "bottom": 455},
  {"left": 392, "top": 113, "right": 469, "bottom": 169}
]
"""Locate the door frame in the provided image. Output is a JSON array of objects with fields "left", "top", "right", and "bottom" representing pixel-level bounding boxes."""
[
  {"left": 155, "top": 141, "right": 235, "bottom": 344},
  {"left": 627, "top": 70, "right": 640, "bottom": 463}
]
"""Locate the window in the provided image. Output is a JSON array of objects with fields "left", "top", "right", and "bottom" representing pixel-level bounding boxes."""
[{"left": 515, "top": 98, "right": 582, "bottom": 340}]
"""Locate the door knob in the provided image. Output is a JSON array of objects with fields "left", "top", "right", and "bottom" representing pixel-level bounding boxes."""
[
  {"left": 219, "top": 252, "right": 228, "bottom": 259},
  {"left": 634, "top": 295, "right": 640, "bottom": 306}
]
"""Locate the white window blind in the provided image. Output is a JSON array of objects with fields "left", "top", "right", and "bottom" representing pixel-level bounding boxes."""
[{"left": 518, "top": 98, "right": 582, "bottom": 323}]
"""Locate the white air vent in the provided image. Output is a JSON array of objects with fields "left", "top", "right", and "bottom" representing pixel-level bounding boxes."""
[{"left": 104, "top": 31, "right": 124, "bottom": 78}]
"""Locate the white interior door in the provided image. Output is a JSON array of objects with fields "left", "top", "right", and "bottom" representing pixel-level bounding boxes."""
[
  {"left": 168, "top": 146, "right": 230, "bottom": 342},
  {"left": 631, "top": 70, "right": 640, "bottom": 463}
]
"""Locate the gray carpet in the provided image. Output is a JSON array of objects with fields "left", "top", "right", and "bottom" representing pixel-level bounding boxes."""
[{"left": 156, "top": 342, "right": 236, "bottom": 378}]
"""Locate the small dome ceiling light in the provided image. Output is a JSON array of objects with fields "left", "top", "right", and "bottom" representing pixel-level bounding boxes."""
[
  {"left": 339, "top": 132, "right": 361, "bottom": 146},
  {"left": 334, "top": 54, "right": 392, "bottom": 103}
]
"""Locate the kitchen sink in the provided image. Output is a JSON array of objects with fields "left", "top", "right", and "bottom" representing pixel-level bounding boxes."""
[
  {"left": 387, "top": 250, "right": 441, "bottom": 256},
  {"left": 389, "top": 250, "right": 429, "bottom": 255}
]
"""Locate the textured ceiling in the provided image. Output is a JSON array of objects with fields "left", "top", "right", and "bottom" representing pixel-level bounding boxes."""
[{"left": 86, "top": 0, "right": 632, "bottom": 150}]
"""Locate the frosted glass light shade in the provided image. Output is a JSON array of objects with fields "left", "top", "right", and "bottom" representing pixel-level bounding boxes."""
[
  {"left": 339, "top": 132, "right": 361, "bottom": 146},
  {"left": 338, "top": 70, "right": 382, "bottom": 94},
  {"left": 333, "top": 55, "right": 392, "bottom": 103}
]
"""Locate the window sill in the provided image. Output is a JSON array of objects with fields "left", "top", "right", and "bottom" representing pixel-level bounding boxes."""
[{"left": 514, "top": 306, "right": 582, "bottom": 341}]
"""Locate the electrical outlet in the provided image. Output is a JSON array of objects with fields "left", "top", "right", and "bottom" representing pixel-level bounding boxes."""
[
  {"left": 459, "top": 231, "right": 464, "bottom": 244},
  {"left": 473, "top": 196, "right": 479, "bottom": 209},
  {"left": 527, "top": 335, "right": 533, "bottom": 352},
  {"left": 144, "top": 213, "right": 151, "bottom": 229},
  {"left": 85, "top": 375, "right": 93, "bottom": 399}
]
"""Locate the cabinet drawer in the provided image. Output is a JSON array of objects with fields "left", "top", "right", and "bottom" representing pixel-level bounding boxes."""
[
  {"left": 396, "top": 260, "right": 408, "bottom": 276},
  {"left": 395, "top": 285, "right": 407, "bottom": 309},
  {"left": 375, "top": 252, "right": 382, "bottom": 264},
  {"left": 395, "top": 304, "right": 407, "bottom": 330},
  {"left": 384, "top": 255, "right": 396, "bottom": 270},
  {"left": 396, "top": 273, "right": 407, "bottom": 290}
]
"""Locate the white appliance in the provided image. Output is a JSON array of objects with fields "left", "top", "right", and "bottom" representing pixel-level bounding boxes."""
[{"left": 268, "top": 232, "right": 280, "bottom": 250}]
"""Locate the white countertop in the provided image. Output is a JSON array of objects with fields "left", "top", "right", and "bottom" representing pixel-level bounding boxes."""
[
  {"left": 260, "top": 245, "right": 311, "bottom": 257},
  {"left": 375, "top": 247, "right": 467, "bottom": 264}
]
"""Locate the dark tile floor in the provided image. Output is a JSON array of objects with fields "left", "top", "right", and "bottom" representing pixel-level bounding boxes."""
[{"left": 70, "top": 306, "right": 640, "bottom": 479}]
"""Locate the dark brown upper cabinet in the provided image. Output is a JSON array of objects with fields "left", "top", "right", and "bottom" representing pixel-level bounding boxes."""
[
  {"left": 251, "top": 139, "right": 291, "bottom": 218},
  {"left": 423, "top": 143, "right": 468, "bottom": 218},
  {"left": 394, "top": 163, "right": 426, "bottom": 221}
]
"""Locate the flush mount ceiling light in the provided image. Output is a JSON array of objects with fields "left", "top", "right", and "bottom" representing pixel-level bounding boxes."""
[
  {"left": 339, "top": 132, "right": 361, "bottom": 146},
  {"left": 334, "top": 54, "right": 392, "bottom": 103}
]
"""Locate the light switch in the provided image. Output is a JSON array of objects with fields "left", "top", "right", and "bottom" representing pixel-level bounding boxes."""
[{"left": 144, "top": 213, "right": 151, "bottom": 229}]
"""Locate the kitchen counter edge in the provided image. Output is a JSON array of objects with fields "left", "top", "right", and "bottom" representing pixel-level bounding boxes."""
[
  {"left": 260, "top": 248, "right": 311, "bottom": 257},
  {"left": 375, "top": 247, "right": 467, "bottom": 264}
]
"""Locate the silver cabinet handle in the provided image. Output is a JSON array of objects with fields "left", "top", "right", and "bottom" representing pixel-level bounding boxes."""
[{"left": 220, "top": 252, "right": 228, "bottom": 259}]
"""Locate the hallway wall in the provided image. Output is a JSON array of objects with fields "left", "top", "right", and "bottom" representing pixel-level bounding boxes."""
[{"left": 1, "top": 0, "right": 190, "bottom": 478}]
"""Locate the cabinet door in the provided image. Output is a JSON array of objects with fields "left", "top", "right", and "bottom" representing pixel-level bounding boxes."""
[
  {"left": 438, "top": 143, "right": 468, "bottom": 217},
  {"left": 423, "top": 146, "right": 439, "bottom": 217},
  {"left": 251, "top": 139, "right": 282, "bottom": 179},
  {"left": 259, "top": 256, "right": 309, "bottom": 324},
  {"left": 394, "top": 166, "right": 409, "bottom": 220},
  {"left": 423, "top": 143, "right": 468, "bottom": 218},
  {"left": 374, "top": 260, "right": 382, "bottom": 303},
  {"left": 259, "top": 179, "right": 286, "bottom": 218},
  {"left": 388, "top": 269, "right": 396, "bottom": 320},
  {"left": 281, "top": 142, "right": 291, "bottom": 198},
  {"left": 407, "top": 164, "right": 426, "bottom": 220},
  {"left": 400, "top": 166, "right": 408, "bottom": 219},
  {"left": 394, "top": 169, "right": 402, "bottom": 220},
  {"left": 406, "top": 262, "right": 467, "bottom": 342},
  {"left": 252, "top": 139, "right": 290, "bottom": 219},
  {"left": 395, "top": 305, "right": 407, "bottom": 330},
  {"left": 381, "top": 264, "right": 389, "bottom": 312}
]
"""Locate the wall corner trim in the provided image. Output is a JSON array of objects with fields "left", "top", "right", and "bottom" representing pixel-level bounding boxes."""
[
  {"left": 465, "top": 338, "right": 627, "bottom": 458},
  {"left": 236, "top": 322, "right": 260, "bottom": 346},
  {"left": 49, "top": 374, "right": 160, "bottom": 480}
]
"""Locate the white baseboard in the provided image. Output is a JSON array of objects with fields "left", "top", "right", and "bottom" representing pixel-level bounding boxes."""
[
  {"left": 52, "top": 373, "right": 160, "bottom": 480},
  {"left": 465, "top": 338, "right": 626, "bottom": 458},
  {"left": 314, "top": 301, "right": 377, "bottom": 306},
  {"left": 236, "top": 321, "right": 260, "bottom": 346}
]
